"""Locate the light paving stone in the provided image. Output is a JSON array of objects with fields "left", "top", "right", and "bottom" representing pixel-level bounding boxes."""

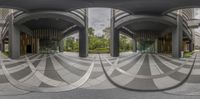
[{"left": 153, "top": 76, "right": 180, "bottom": 89}]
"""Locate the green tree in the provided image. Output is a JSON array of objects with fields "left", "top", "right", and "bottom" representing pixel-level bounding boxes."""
[{"left": 119, "top": 34, "right": 133, "bottom": 52}]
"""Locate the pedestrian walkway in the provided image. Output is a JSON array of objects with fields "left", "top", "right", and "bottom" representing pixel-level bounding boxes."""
[{"left": 0, "top": 52, "right": 198, "bottom": 96}]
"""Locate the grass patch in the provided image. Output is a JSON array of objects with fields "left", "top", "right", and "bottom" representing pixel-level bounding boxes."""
[
  {"left": 184, "top": 51, "right": 193, "bottom": 58},
  {"left": 89, "top": 48, "right": 109, "bottom": 54},
  {"left": 2, "top": 51, "right": 9, "bottom": 57}
]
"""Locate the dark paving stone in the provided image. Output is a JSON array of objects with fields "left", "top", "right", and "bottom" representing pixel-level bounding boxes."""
[
  {"left": 125, "top": 78, "right": 158, "bottom": 90},
  {"left": 1, "top": 88, "right": 200, "bottom": 99},
  {"left": 110, "top": 55, "right": 142, "bottom": 77},
  {"left": 32, "top": 55, "right": 44, "bottom": 68},
  {"left": 39, "top": 82, "right": 54, "bottom": 88},
  {"left": 5, "top": 54, "right": 39, "bottom": 68},
  {"left": 137, "top": 54, "right": 151, "bottom": 76},
  {"left": 54, "top": 55, "right": 87, "bottom": 77},
  {"left": 5, "top": 61, "right": 26, "bottom": 68},
  {"left": 183, "top": 65, "right": 200, "bottom": 69},
  {"left": 59, "top": 54, "right": 90, "bottom": 66},
  {"left": 152, "top": 55, "right": 187, "bottom": 82},
  {"left": 10, "top": 67, "right": 32, "bottom": 80},
  {"left": 158, "top": 55, "right": 182, "bottom": 66},
  {"left": 120, "top": 55, "right": 142, "bottom": 71},
  {"left": 0, "top": 75, "right": 9, "bottom": 83},
  {"left": 186, "top": 75, "right": 200, "bottom": 83},
  {"left": 42, "top": 57, "right": 64, "bottom": 81},
  {"left": 89, "top": 72, "right": 104, "bottom": 79}
]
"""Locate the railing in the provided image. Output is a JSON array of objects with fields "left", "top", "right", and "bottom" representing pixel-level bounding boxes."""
[
  {"left": 112, "top": 9, "right": 134, "bottom": 35},
  {"left": 71, "top": 9, "right": 87, "bottom": 21},
  {"left": 0, "top": 10, "right": 17, "bottom": 40},
  {"left": 166, "top": 13, "right": 193, "bottom": 36},
  {"left": 113, "top": 9, "right": 131, "bottom": 23}
]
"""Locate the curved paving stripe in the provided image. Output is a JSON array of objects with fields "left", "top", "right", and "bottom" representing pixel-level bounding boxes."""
[
  {"left": 108, "top": 54, "right": 188, "bottom": 80},
  {"left": 0, "top": 55, "right": 95, "bottom": 92},
  {"left": 82, "top": 54, "right": 143, "bottom": 89},
  {"left": 83, "top": 54, "right": 142, "bottom": 89},
  {"left": 165, "top": 53, "right": 200, "bottom": 95},
  {"left": 0, "top": 55, "right": 43, "bottom": 86},
  {"left": 149, "top": 54, "right": 180, "bottom": 89},
  {"left": 54, "top": 54, "right": 138, "bottom": 79},
  {"left": 152, "top": 55, "right": 189, "bottom": 82},
  {"left": 20, "top": 55, "right": 47, "bottom": 87},
  {"left": 81, "top": 58, "right": 119, "bottom": 89},
  {"left": 0, "top": 58, "right": 30, "bottom": 95},
  {"left": 61, "top": 52, "right": 139, "bottom": 66},
  {"left": 0, "top": 55, "right": 42, "bottom": 76},
  {"left": 3, "top": 54, "right": 37, "bottom": 66},
  {"left": 103, "top": 54, "right": 146, "bottom": 88},
  {"left": 0, "top": 52, "right": 199, "bottom": 95},
  {"left": 121, "top": 54, "right": 158, "bottom": 90},
  {"left": 103, "top": 54, "right": 193, "bottom": 90}
]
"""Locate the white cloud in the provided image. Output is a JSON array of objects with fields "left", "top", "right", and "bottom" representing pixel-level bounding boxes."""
[
  {"left": 88, "top": 8, "right": 111, "bottom": 36},
  {"left": 194, "top": 8, "right": 200, "bottom": 34}
]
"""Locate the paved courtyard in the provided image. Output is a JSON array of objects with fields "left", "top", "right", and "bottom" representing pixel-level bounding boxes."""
[{"left": 0, "top": 52, "right": 199, "bottom": 98}]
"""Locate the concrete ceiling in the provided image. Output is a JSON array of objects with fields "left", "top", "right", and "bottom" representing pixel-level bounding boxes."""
[
  {"left": 23, "top": 18, "right": 74, "bottom": 31},
  {"left": 0, "top": 0, "right": 200, "bottom": 15},
  {"left": 125, "top": 21, "right": 170, "bottom": 33}
]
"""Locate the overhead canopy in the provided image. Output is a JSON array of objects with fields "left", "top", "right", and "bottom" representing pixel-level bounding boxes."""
[{"left": 0, "top": 0, "right": 200, "bottom": 14}]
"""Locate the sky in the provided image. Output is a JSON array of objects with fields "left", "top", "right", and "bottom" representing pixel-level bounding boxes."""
[
  {"left": 194, "top": 8, "right": 200, "bottom": 34},
  {"left": 88, "top": 8, "right": 111, "bottom": 36},
  {"left": 71, "top": 8, "right": 200, "bottom": 38},
  {"left": 68, "top": 8, "right": 111, "bottom": 38}
]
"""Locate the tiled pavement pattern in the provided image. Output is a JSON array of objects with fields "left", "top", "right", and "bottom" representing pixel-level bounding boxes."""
[
  {"left": 165, "top": 52, "right": 200, "bottom": 95},
  {"left": 0, "top": 51, "right": 199, "bottom": 96}
]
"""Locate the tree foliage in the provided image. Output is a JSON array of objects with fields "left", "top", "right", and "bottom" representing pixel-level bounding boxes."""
[{"left": 64, "top": 27, "right": 132, "bottom": 53}]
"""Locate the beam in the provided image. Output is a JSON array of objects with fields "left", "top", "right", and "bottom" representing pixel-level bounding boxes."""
[{"left": 17, "top": 25, "right": 33, "bottom": 35}]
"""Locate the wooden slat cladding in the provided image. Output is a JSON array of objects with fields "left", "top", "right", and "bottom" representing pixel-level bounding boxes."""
[
  {"left": 33, "top": 29, "right": 61, "bottom": 40},
  {"left": 20, "top": 32, "right": 39, "bottom": 55}
]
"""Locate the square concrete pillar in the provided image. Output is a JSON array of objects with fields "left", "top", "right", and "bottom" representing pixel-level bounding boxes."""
[
  {"left": 8, "top": 15, "right": 20, "bottom": 59},
  {"left": 172, "top": 15, "right": 183, "bottom": 58},
  {"left": 79, "top": 28, "right": 88, "bottom": 57},
  {"left": 1, "top": 40, "right": 5, "bottom": 52},
  {"left": 59, "top": 39, "right": 64, "bottom": 52},
  {"left": 189, "top": 41, "right": 193, "bottom": 52},
  {"left": 155, "top": 39, "right": 158, "bottom": 53},
  {"left": 110, "top": 30, "right": 119, "bottom": 57},
  {"left": 132, "top": 39, "right": 137, "bottom": 52},
  {"left": 36, "top": 39, "right": 40, "bottom": 54}
]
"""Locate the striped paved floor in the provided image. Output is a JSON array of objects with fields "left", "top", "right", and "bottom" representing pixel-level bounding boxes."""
[{"left": 0, "top": 51, "right": 199, "bottom": 96}]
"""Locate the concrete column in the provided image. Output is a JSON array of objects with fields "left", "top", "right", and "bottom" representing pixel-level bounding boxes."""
[
  {"left": 189, "top": 41, "right": 193, "bottom": 52},
  {"left": 36, "top": 39, "right": 40, "bottom": 53},
  {"left": 110, "top": 9, "right": 119, "bottom": 57},
  {"left": 155, "top": 39, "right": 158, "bottom": 53},
  {"left": 1, "top": 40, "right": 4, "bottom": 52},
  {"left": 172, "top": 15, "right": 183, "bottom": 58},
  {"left": 132, "top": 38, "right": 137, "bottom": 52},
  {"left": 110, "top": 30, "right": 119, "bottom": 57},
  {"left": 8, "top": 15, "right": 20, "bottom": 59},
  {"left": 79, "top": 28, "right": 88, "bottom": 57},
  {"left": 59, "top": 39, "right": 64, "bottom": 52}
]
